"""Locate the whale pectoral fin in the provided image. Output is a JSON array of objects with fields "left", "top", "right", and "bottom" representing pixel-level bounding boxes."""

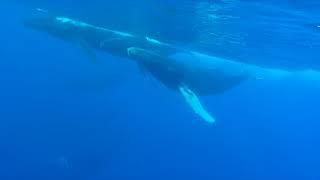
[
  {"left": 179, "top": 85, "right": 215, "bottom": 124},
  {"left": 137, "top": 63, "right": 149, "bottom": 77},
  {"left": 78, "top": 39, "right": 97, "bottom": 63}
]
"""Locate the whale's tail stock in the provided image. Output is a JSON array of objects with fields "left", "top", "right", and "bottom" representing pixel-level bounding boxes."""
[
  {"left": 294, "top": 69, "right": 320, "bottom": 80},
  {"left": 249, "top": 63, "right": 320, "bottom": 83},
  {"left": 276, "top": 68, "right": 320, "bottom": 82}
]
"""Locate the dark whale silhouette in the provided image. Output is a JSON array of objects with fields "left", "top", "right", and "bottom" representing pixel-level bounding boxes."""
[{"left": 25, "top": 9, "right": 320, "bottom": 123}]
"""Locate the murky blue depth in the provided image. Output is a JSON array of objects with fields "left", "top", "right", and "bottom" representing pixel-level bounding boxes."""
[{"left": 1, "top": 0, "right": 320, "bottom": 179}]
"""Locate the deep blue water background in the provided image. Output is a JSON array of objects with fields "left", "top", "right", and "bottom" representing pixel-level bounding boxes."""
[{"left": 1, "top": 0, "right": 320, "bottom": 179}]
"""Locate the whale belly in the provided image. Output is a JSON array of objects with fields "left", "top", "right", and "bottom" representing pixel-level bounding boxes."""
[
  {"left": 169, "top": 52, "right": 251, "bottom": 95},
  {"left": 183, "top": 70, "right": 249, "bottom": 95}
]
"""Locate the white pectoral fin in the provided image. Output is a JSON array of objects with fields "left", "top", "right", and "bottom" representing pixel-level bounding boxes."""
[{"left": 179, "top": 85, "right": 215, "bottom": 124}]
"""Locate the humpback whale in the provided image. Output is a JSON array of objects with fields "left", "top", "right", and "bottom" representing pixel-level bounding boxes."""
[{"left": 25, "top": 9, "right": 319, "bottom": 123}]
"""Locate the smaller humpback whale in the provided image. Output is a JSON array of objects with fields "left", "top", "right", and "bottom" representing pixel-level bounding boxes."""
[
  {"left": 125, "top": 47, "right": 295, "bottom": 123},
  {"left": 25, "top": 9, "right": 320, "bottom": 123}
]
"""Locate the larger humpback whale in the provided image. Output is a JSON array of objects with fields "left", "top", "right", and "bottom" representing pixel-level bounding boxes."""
[{"left": 25, "top": 9, "right": 319, "bottom": 123}]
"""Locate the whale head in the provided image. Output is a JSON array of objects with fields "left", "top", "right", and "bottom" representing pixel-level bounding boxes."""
[
  {"left": 24, "top": 8, "right": 55, "bottom": 31},
  {"left": 24, "top": 8, "right": 83, "bottom": 40}
]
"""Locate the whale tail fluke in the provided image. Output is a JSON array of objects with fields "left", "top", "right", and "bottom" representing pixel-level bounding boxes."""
[{"left": 179, "top": 85, "right": 215, "bottom": 124}]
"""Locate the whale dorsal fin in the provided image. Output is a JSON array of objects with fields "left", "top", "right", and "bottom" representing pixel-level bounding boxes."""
[{"left": 179, "top": 85, "right": 215, "bottom": 124}]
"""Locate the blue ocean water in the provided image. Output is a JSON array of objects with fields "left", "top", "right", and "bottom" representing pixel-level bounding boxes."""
[{"left": 1, "top": 0, "right": 320, "bottom": 179}]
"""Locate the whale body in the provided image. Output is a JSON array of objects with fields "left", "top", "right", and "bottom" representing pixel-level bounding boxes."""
[{"left": 25, "top": 9, "right": 319, "bottom": 123}]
